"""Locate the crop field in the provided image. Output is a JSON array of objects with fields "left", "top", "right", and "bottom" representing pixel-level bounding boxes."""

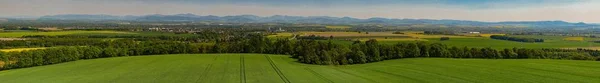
[
  {"left": 563, "top": 37, "right": 585, "bottom": 41},
  {"left": 296, "top": 31, "right": 471, "bottom": 42},
  {"left": 425, "top": 38, "right": 600, "bottom": 49},
  {"left": 325, "top": 25, "right": 351, "bottom": 29},
  {"left": 300, "top": 31, "right": 467, "bottom": 38},
  {"left": 0, "top": 47, "right": 47, "bottom": 52},
  {"left": 291, "top": 32, "right": 600, "bottom": 49},
  {"left": 300, "top": 31, "right": 402, "bottom": 37},
  {"left": 266, "top": 32, "right": 294, "bottom": 38},
  {"left": 1, "top": 54, "right": 599, "bottom": 83},
  {"left": 65, "top": 31, "right": 199, "bottom": 37},
  {"left": 0, "top": 31, "right": 136, "bottom": 38},
  {"left": 458, "top": 33, "right": 505, "bottom": 37}
]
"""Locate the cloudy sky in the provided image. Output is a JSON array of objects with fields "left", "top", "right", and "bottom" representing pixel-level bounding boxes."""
[{"left": 1, "top": 0, "right": 599, "bottom": 23}]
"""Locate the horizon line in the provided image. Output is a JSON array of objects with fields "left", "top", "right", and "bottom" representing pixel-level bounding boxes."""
[{"left": 1, "top": 13, "right": 592, "bottom": 24}]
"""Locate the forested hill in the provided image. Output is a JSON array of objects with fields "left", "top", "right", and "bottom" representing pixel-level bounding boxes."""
[{"left": 34, "top": 14, "right": 597, "bottom": 28}]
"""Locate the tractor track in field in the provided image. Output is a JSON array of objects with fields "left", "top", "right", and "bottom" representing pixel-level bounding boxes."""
[
  {"left": 194, "top": 56, "right": 218, "bottom": 82},
  {"left": 220, "top": 55, "right": 231, "bottom": 82},
  {"left": 264, "top": 55, "right": 291, "bottom": 83},
  {"left": 240, "top": 55, "right": 246, "bottom": 83},
  {"left": 333, "top": 68, "right": 378, "bottom": 83},
  {"left": 367, "top": 69, "right": 426, "bottom": 83},
  {"left": 304, "top": 67, "right": 333, "bottom": 83}
]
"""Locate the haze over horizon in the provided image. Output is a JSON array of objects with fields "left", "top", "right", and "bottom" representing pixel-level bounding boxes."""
[{"left": 1, "top": 0, "right": 599, "bottom": 23}]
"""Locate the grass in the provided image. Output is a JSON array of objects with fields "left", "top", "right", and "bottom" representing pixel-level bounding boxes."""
[
  {"left": 1, "top": 54, "right": 599, "bottom": 83},
  {"left": 0, "top": 31, "right": 136, "bottom": 38},
  {"left": 0, "top": 47, "right": 47, "bottom": 52}
]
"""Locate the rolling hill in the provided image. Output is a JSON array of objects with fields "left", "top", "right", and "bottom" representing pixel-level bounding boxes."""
[
  {"left": 35, "top": 14, "right": 599, "bottom": 28},
  {"left": 0, "top": 54, "right": 598, "bottom": 83}
]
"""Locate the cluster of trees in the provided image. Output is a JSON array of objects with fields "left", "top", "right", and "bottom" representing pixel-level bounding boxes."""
[
  {"left": 211, "top": 34, "right": 599, "bottom": 65},
  {"left": 490, "top": 35, "right": 544, "bottom": 43},
  {"left": 286, "top": 40, "right": 597, "bottom": 65},
  {"left": 0, "top": 38, "right": 106, "bottom": 49},
  {"left": 296, "top": 35, "right": 328, "bottom": 40},
  {"left": 0, "top": 40, "right": 213, "bottom": 70},
  {"left": 1, "top": 32, "right": 225, "bottom": 49}
]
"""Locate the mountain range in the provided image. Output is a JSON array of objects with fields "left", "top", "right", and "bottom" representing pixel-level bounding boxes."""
[{"left": 32, "top": 14, "right": 598, "bottom": 28}]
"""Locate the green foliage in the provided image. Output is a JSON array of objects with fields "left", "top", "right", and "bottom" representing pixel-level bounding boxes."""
[{"left": 3, "top": 33, "right": 600, "bottom": 71}]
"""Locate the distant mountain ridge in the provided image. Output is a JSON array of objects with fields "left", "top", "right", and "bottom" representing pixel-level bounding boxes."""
[{"left": 37, "top": 14, "right": 597, "bottom": 28}]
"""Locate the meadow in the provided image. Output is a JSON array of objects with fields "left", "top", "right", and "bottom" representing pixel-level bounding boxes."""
[
  {"left": 0, "top": 54, "right": 598, "bottom": 83},
  {"left": 0, "top": 31, "right": 135, "bottom": 38}
]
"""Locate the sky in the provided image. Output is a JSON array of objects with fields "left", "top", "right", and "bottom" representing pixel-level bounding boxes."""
[{"left": 1, "top": 0, "right": 599, "bottom": 23}]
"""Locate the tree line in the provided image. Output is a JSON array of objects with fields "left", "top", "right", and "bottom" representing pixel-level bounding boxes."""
[
  {"left": 0, "top": 40, "right": 213, "bottom": 70},
  {"left": 212, "top": 34, "right": 599, "bottom": 65},
  {"left": 1, "top": 34, "right": 599, "bottom": 70},
  {"left": 490, "top": 35, "right": 544, "bottom": 43}
]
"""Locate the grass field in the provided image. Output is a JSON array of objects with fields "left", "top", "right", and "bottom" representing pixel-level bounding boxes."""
[
  {"left": 1, "top": 54, "right": 599, "bottom": 83},
  {"left": 0, "top": 31, "right": 135, "bottom": 38}
]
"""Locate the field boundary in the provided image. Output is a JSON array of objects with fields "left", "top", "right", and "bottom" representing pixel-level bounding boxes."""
[
  {"left": 240, "top": 55, "right": 246, "bottom": 83},
  {"left": 264, "top": 55, "right": 291, "bottom": 83}
]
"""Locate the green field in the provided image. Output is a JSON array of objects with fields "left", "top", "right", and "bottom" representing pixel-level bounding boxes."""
[
  {"left": 1, "top": 54, "right": 599, "bottom": 83},
  {"left": 0, "top": 31, "right": 135, "bottom": 38},
  {"left": 426, "top": 38, "right": 600, "bottom": 49},
  {"left": 326, "top": 35, "right": 600, "bottom": 49}
]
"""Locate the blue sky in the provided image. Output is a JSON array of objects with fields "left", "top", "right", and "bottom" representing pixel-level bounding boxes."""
[{"left": 0, "top": 0, "right": 598, "bottom": 23}]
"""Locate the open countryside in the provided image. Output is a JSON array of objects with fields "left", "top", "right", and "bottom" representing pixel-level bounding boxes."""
[
  {"left": 1, "top": 54, "right": 599, "bottom": 83},
  {"left": 2, "top": 0, "right": 600, "bottom": 83},
  {"left": 0, "top": 31, "right": 135, "bottom": 38}
]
